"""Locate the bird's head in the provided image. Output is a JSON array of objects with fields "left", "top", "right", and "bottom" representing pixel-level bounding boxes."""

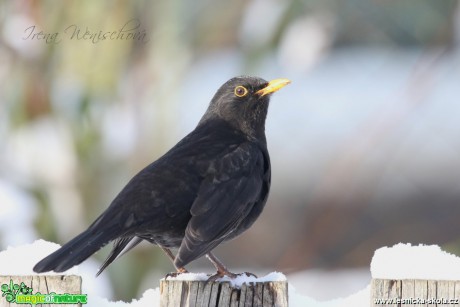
[{"left": 199, "top": 76, "right": 291, "bottom": 139}]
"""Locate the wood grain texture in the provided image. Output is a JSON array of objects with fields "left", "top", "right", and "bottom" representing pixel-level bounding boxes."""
[
  {"left": 371, "top": 279, "right": 460, "bottom": 307},
  {"left": 160, "top": 280, "right": 288, "bottom": 307}
]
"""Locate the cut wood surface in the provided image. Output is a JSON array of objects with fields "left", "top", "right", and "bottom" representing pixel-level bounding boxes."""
[
  {"left": 160, "top": 279, "right": 288, "bottom": 307},
  {"left": 371, "top": 279, "right": 460, "bottom": 307},
  {"left": 0, "top": 275, "right": 82, "bottom": 307}
]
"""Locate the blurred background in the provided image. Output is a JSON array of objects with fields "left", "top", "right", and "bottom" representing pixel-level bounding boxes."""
[{"left": 1, "top": 0, "right": 460, "bottom": 302}]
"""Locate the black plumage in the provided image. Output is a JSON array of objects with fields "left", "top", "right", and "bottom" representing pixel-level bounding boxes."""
[{"left": 33, "top": 76, "right": 290, "bottom": 278}]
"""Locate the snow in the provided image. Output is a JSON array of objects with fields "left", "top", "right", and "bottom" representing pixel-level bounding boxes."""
[
  {"left": 217, "top": 271, "right": 286, "bottom": 288},
  {"left": 371, "top": 243, "right": 460, "bottom": 280},
  {"left": 0, "top": 241, "right": 111, "bottom": 304},
  {"left": 1, "top": 240, "right": 459, "bottom": 306},
  {"left": 164, "top": 272, "right": 209, "bottom": 282},
  {"left": 0, "top": 240, "right": 77, "bottom": 275},
  {"left": 88, "top": 289, "right": 160, "bottom": 307},
  {"left": 164, "top": 271, "right": 286, "bottom": 288}
]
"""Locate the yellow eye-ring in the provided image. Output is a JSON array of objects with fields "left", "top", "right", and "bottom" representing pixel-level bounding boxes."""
[{"left": 234, "top": 86, "right": 248, "bottom": 97}]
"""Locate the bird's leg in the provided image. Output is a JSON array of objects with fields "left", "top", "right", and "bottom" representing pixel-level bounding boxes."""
[
  {"left": 206, "top": 252, "right": 238, "bottom": 281},
  {"left": 161, "top": 247, "right": 188, "bottom": 277}
]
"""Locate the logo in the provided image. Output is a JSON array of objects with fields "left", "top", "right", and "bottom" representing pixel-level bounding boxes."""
[{"left": 1, "top": 279, "right": 87, "bottom": 305}]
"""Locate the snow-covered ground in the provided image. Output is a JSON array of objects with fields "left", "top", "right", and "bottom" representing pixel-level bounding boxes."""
[{"left": 1, "top": 240, "right": 459, "bottom": 306}]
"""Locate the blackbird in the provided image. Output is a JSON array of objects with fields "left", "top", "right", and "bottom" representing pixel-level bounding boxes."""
[{"left": 33, "top": 76, "right": 290, "bottom": 278}]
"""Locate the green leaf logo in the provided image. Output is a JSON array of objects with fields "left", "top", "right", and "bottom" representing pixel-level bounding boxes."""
[{"left": 1, "top": 279, "right": 33, "bottom": 303}]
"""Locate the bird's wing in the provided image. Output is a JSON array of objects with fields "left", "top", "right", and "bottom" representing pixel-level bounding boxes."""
[{"left": 175, "top": 142, "right": 266, "bottom": 267}]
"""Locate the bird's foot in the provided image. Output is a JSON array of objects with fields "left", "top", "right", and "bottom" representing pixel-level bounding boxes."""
[
  {"left": 207, "top": 270, "right": 257, "bottom": 282},
  {"left": 165, "top": 267, "right": 188, "bottom": 279},
  {"left": 207, "top": 270, "right": 237, "bottom": 282},
  {"left": 241, "top": 271, "right": 257, "bottom": 278}
]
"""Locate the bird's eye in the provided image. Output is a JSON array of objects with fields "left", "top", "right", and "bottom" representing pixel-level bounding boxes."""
[{"left": 234, "top": 86, "right": 248, "bottom": 97}]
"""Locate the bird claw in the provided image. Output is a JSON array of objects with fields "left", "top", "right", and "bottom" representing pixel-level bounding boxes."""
[
  {"left": 207, "top": 271, "right": 237, "bottom": 282},
  {"left": 206, "top": 271, "right": 257, "bottom": 282},
  {"left": 165, "top": 267, "right": 188, "bottom": 279},
  {"left": 241, "top": 271, "right": 258, "bottom": 278}
]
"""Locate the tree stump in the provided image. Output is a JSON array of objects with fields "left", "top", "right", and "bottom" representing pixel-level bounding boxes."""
[
  {"left": 0, "top": 275, "right": 83, "bottom": 307},
  {"left": 371, "top": 279, "right": 460, "bottom": 306},
  {"left": 160, "top": 279, "right": 288, "bottom": 307}
]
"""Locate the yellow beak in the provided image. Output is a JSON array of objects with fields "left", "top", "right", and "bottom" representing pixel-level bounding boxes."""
[{"left": 256, "top": 78, "right": 291, "bottom": 97}]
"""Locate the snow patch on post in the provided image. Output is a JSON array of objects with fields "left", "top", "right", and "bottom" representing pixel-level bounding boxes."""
[{"left": 370, "top": 243, "right": 460, "bottom": 306}]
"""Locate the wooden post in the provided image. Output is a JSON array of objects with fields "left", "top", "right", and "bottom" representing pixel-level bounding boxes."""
[
  {"left": 371, "top": 279, "right": 460, "bottom": 306},
  {"left": 0, "top": 275, "right": 83, "bottom": 307},
  {"left": 160, "top": 279, "right": 288, "bottom": 307}
]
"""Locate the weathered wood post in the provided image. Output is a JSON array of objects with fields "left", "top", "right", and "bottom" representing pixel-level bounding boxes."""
[
  {"left": 371, "top": 279, "right": 460, "bottom": 306},
  {"left": 160, "top": 279, "right": 288, "bottom": 307},
  {"left": 0, "top": 275, "right": 83, "bottom": 307}
]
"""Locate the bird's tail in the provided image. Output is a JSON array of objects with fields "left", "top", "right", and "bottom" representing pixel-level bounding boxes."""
[
  {"left": 96, "top": 237, "right": 143, "bottom": 276},
  {"left": 33, "top": 218, "right": 116, "bottom": 273}
]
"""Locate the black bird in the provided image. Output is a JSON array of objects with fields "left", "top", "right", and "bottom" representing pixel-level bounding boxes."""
[{"left": 33, "top": 76, "right": 290, "bottom": 278}]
